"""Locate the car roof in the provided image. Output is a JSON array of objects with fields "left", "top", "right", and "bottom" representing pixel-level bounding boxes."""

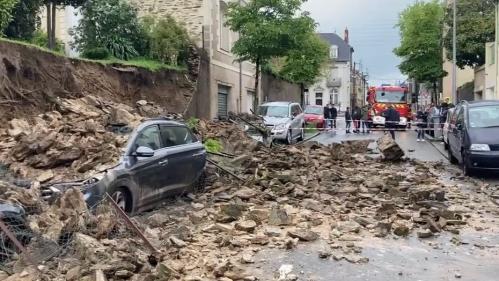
[
  {"left": 137, "top": 119, "right": 185, "bottom": 130},
  {"left": 305, "top": 105, "right": 322, "bottom": 108},
  {"left": 464, "top": 100, "right": 499, "bottom": 108},
  {"left": 261, "top": 102, "right": 294, "bottom": 106}
]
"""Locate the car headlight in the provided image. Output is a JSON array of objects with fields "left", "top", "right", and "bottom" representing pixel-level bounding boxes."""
[
  {"left": 470, "top": 144, "right": 490, "bottom": 151},
  {"left": 275, "top": 124, "right": 287, "bottom": 130}
]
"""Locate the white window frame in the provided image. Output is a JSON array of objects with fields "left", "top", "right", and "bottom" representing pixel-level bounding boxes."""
[{"left": 330, "top": 45, "right": 338, "bottom": 59}]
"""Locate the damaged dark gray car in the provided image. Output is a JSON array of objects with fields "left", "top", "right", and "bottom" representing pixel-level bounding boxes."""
[{"left": 43, "top": 119, "right": 206, "bottom": 214}]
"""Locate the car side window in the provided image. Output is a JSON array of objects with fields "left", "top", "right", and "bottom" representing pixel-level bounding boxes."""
[
  {"left": 134, "top": 125, "right": 161, "bottom": 151},
  {"left": 456, "top": 108, "right": 464, "bottom": 125},
  {"left": 291, "top": 105, "right": 300, "bottom": 117},
  {"left": 160, "top": 126, "right": 197, "bottom": 147}
]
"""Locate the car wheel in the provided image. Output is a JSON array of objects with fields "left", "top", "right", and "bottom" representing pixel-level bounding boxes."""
[
  {"left": 109, "top": 187, "right": 132, "bottom": 213},
  {"left": 448, "top": 148, "right": 458, "bottom": 164},
  {"left": 297, "top": 125, "right": 305, "bottom": 142},
  {"left": 286, "top": 129, "right": 293, "bottom": 145},
  {"left": 192, "top": 170, "right": 207, "bottom": 193},
  {"left": 461, "top": 152, "right": 474, "bottom": 177}
]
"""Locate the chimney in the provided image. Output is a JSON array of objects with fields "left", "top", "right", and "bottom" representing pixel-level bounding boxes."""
[{"left": 344, "top": 27, "right": 349, "bottom": 44}]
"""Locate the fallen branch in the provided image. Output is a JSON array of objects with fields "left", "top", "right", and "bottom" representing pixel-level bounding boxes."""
[{"left": 207, "top": 159, "right": 244, "bottom": 181}]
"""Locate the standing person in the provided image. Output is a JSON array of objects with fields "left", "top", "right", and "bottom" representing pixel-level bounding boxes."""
[
  {"left": 323, "top": 103, "right": 333, "bottom": 130},
  {"left": 331, "top": 104, "right": 338, "bottom": 129},
  {"left": 352, "top": 106, "right": 362, "bottom": 133},
  {"left": 416, "top": 110, "right": 427, "bottom": 142},
  {"left": 383, "top": 105, "right": 400, "bottom": 139},
  {"left": 360, "top": 105, "right": 370, "bottom": 134},
  {"left": 345, "top": 107, "right": 352, "bottom": 134}
]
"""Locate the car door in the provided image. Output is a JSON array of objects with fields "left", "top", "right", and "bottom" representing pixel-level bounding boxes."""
[
  {"left": 127, "top": 125, "right": 170, "bottom": 207},
  {"left": 450, "top": 106, "right": 465, "bottom": 161},
  {"left": 159, "top": 125, "right": 206, "bottom": 195},
  {"left": 290, "top": 104, "right": 302, "bottom": 138}
]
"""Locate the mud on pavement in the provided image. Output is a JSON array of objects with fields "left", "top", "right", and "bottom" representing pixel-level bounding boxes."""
[{"left": 1, "top": 118, "right": 499, "bottom": 280}]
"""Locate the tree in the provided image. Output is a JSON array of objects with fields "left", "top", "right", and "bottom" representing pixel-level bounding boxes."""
[
  {"left": 443, "top": 0, "right": 495, "bottom": 69},
  {"left": 226, "top": 0, "right": 315, "bottom": 104},
  {"left": 279, "top": 33, "right": 329, "bottom": 85},
  {"left": 4, "top": 0, "right": 43, "bottom": 39},
  {"left": 71, "top": 0, "right": 147, "bottom": 60},
  {"left": 143, "top": 15, "right": 191, "bottom": 66},
  {"left": 44, "top": 0, "right": 86, "bottom": 50},
  {"left": 394, "top": 1, "right": 446, "bottom": 102},
  {"left": 0, "top": 0, "right": 19, "bottom": 34}
]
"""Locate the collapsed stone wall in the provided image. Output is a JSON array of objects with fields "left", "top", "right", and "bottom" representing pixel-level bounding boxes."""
[{"left": 0, "top": 40, "right": 198, "bottom": 125}]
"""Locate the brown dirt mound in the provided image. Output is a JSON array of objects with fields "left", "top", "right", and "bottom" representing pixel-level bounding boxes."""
[{"left": 0, "top": 40, "right": 196, "bottom": 125}]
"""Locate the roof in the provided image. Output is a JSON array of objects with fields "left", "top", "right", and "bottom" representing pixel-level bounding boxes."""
[{"left": 318, "top": 33, "right": 353, "bottom": 62}]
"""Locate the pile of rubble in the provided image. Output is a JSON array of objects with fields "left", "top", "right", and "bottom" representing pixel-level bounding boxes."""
[
  {"left": 0, "top": 135, "right": 481, "bottom": 280},
  {"left": 0, "top": 95, "right": 177, "bottom": 182}
]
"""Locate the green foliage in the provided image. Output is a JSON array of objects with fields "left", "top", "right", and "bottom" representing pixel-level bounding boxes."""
[
  {"left": 226, "top": 0, "right": 315, "bottom": 66},
  {"left": 71, "top": 0, "right": 147, "bottom": 60},
  {"left": 143, "top": 15, "right": 190, "bottom": 66},
  {"left": 443, "top": 0, "right": 495, "bottom": 69},
  {"left": 394, "top": 0, "right": 446, "bottom": 83},
  {"left": 185, "top": 117, "right": 200, "bottom": 131},
  {"left": 4, "top": 0, "right": 42, "bottom": 39},
  {"left": 82, "top": 47, "right": 110, "bottom": 60},
  {"left": 0, "top": 0, "right": 19, "bottom": 34},
  {"left": 279, "top": 33, "right": 329, "bottom": 85},
  {"left": 204, "top": 139, "right": 223, "bottom": 153},
  {"left": 29, "top": 30, "right": 64, "bottom": 52},
  {"left": 93, "top": 57, "right": 186, "bottom": 72}
]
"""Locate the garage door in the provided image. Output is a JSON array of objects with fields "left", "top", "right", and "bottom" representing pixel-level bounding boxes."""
[{"left": 218, "top": 85, "right": 230, "bottom": 119}]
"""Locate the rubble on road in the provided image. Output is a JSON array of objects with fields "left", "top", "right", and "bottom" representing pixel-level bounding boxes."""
[
  {"left": 0, "top": 95, "right": 182, "bottom": 182},
  {"left": 377, "top": 133, "right": 405, "bottom": 161},
  {"left": 0, "top": 108, "right": 492, "bottom": 280}
]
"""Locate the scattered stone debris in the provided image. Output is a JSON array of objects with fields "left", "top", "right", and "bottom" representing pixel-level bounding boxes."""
[
  {"left": 0, "top": 108, "right": 488, "bottom": 280},
  {"left": 377, "top": 133, "right": 405, "bottom": 161}
]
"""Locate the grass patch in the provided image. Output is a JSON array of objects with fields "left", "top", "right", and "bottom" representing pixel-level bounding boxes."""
[
  {"left": 0, "top": 37, "right": 65, "bottom": 57},
  {"left": 93, "top": 57, "right": 187, "bottom": 72},
  {"left": 0, "top": 38, "right": 186, "bottom": 72},
  {"left": 204, "top": 139, "right": 223, "bottom": 153},
  {"left": 305, "top": 123, "right": 318, "bottom": 133}
]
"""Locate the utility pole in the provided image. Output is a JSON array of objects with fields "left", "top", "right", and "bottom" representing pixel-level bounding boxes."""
[{"left": 452, "top": 0, "right": 457, "bottom": 104}]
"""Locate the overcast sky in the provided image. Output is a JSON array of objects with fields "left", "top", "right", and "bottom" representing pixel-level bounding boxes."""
[{"left": 302, "top": 0, "right": 417, "bottom": 86}]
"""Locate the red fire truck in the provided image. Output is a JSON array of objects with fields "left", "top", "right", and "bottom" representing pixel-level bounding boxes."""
[{"left": 367, "top": 85, "right": 412, "bottom": 128}]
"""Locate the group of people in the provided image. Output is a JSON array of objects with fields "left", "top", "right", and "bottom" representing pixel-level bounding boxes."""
[
  {"left": 415, "top": 101, "right": 454, "bottom": 142},
  {"left": 323, "top": 103, "right": 376, "bottom": 134}
]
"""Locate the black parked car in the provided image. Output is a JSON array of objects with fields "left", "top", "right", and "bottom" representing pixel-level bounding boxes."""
[
  {"left": 44, "top": 119, "right": 207, "bottom": 214},
  {"left": 447, "top": 100, "right": 499, "bottom": 176}
]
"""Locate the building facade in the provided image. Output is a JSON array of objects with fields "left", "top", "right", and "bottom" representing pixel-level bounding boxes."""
[
  {"left": 485, "top": 42, "right": 497, "bottom": 100},
  {"left": 305, "top": 30, "right": 353, "bottom": 112}
]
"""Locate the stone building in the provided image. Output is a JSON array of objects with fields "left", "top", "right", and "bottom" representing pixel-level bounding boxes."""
[
  {"left": 39, "top": 0, "right": 302, "bottom": 119},
  {"left": 305, "top": 29, "right": 353, "bottom": 112},
  {"left": 129, "top": 0, "right": 260, "bottom": 119}
]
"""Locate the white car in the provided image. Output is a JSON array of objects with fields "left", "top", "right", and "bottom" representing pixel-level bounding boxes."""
[
  {"left": 258, "top": 102, "right": 305, "bottom": 144},
  {"left": 443, "top": 108, "right": 455, "bottom": 149}
]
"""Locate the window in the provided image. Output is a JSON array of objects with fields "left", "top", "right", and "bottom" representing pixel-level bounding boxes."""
[
  {"left": 160, "top": 126, "right": 197, "bottom": 147},
  {"left": 330, "top": 45, "right": 338, "bottom": 59},
  {"left": 291, "top": 104, "right": 302, "bottom": 116},
  {"left": 304, "top": 89, "right": 309, "bottom": 105},
  {"left": 218, "top": 85, "right": 230, "bottom": 118},
  {"left": 456, "top": 107, "right": 464, "bottom": 126},
  {"left": 247, "top": 90, "right": 256, "bottom": 113},
  {"left": 220, "top": 3, "right": 230, "bottom": 51},
  {"left": 316, "top": 93, "right": 323, "bottom": 106},
  {"left": 330, "top": 89, "right": 339, "bottom": 105},
  {"left": 134, "top": 125, "right": 161, "bottom": 151}
]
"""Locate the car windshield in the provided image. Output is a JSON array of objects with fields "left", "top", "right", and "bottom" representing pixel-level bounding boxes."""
[
  {"left": 375, "top": 90, "right": 406, "bottom": 103},
  {"left": 304, "top": 107, "right": 323, "bottom": 115},
  {"left": 258, "top": 105, "right": 289, "bottom": 118},
  {"left": 469, "top": 105, "right": 499, "bottom": 128}
]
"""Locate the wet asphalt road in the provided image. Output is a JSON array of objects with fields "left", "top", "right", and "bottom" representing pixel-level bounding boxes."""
[{"left": 246, "top": 124, "right": 499, "bottom": 280}]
